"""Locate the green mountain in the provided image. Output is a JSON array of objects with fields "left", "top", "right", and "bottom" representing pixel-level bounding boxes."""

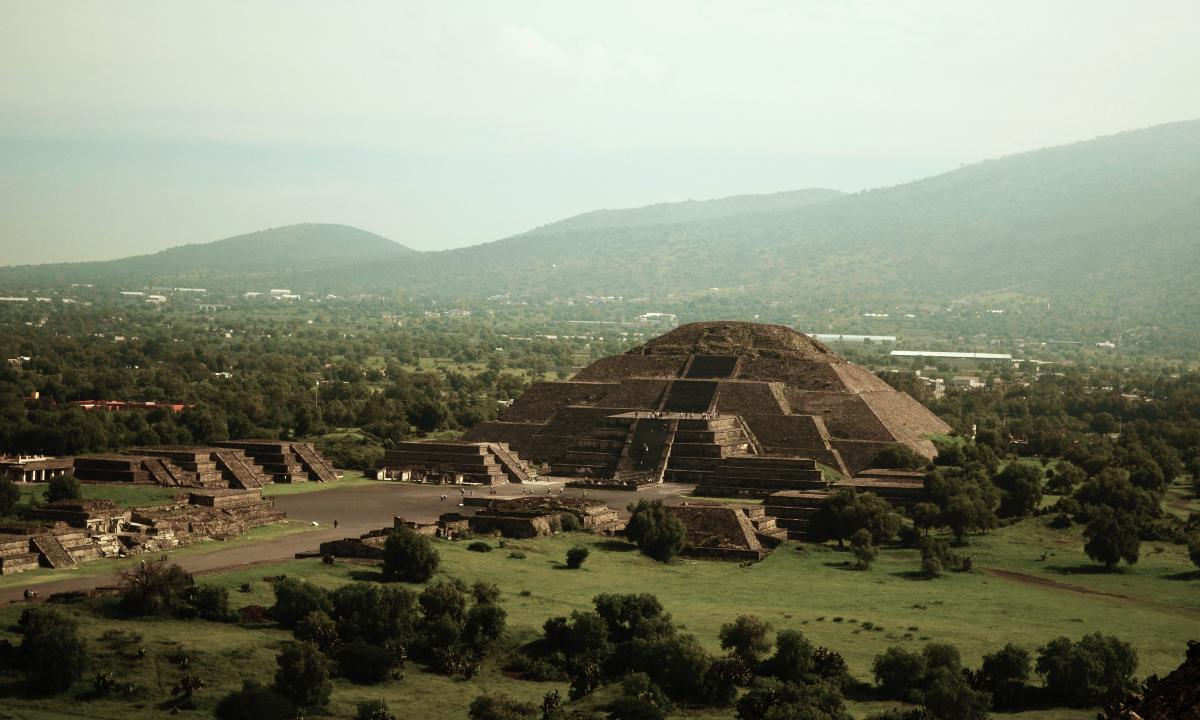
[
  {"left": 525, "top": 188, "right": 844, "bottom": 234},
  {"left": 2, "top": 223, "right": 411, "bottom": 287},
  {"left": 319, "top": 119, "right": 1199, "bottom": 319}
]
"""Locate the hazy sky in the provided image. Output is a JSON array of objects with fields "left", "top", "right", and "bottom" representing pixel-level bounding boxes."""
[{"left": 2, "top": 1, "right": 1199, "bottom": 264}]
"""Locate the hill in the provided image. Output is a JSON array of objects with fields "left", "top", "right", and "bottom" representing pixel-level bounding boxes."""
[
  {"left": 329, "top": 120, "right": 1198, "bottom": 307},
  {"left": 0, "top": 223, "right": 410, "bottom": 287},
  {"left": 525, "top": 188, "right": 844, "bottom": 234}
]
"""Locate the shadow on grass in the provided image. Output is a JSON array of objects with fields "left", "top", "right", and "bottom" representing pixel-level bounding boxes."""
[
  {"left": 891, "top": 570, "right": 938, "bottom": 581},
  {"left": 822, "top": 561, "right": 858, "bottom": 572},
  {"left": 348, "top": 569, "right": 385, "bottom": 582},
  {"left": 1163, "top": 569, "right": 1200, "bottom": 581},
  {"left": 1046, "top": 563, "right": 1119, "bottom": 576},
  {"left": 594, "top": 540, "right": 637, "bottom": 552}
]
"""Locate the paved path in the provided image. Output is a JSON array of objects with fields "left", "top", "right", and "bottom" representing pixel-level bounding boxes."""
[{"left": 0, "top": 480, "right": 695, "bottom": 605}]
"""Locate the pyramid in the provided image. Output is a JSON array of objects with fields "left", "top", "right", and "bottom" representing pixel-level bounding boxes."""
[{"left": 463, "top": 321, "right": 949, "bottom": 484}]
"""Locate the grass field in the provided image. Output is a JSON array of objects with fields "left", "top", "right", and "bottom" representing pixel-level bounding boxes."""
[
  {"left": 18, "top": 483, "right": 184, "bottom": 509},
  {"left": 0, "top": 513, "right": 1194, "bottom": 720},
  {"left": 260, "top": 476, "right": 376, "bottom": 497}
]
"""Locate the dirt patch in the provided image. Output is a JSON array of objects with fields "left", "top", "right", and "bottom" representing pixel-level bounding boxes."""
[{"left": 982, "top": 567, "right": 1200, "bottom": 619}]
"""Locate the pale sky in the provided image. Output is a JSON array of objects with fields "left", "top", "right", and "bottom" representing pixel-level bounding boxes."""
[{"left": 2, "top": 1, "right": 1198, "bottom": 264}]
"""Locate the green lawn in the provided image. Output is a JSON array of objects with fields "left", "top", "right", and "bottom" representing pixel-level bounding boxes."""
[
  {"left": 19, "top": 483, "right": 184, "bottom": 509},
  {"left": 0, "top": 515, "right": 1193, "bottom": 720},
  {"left": 260, "top": 475, "right": 376, "bottom": 497}
]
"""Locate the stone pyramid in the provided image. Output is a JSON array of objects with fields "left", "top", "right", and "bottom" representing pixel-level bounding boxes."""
[{"left": 464, "top": 321, "right": 949, "bottom": 480}]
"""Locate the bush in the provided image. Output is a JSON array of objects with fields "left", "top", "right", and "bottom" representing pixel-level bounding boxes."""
[
  {"left": 850, "top": 528, "right": 878, "bottom": 570},
  {"left": 274, "top": 641, "right": 332, "bottom": 708},
  {"left": 44, "top": 474, "right": 81, "bottom": 503},
  {"left": 735, "top": 677, "right": 851, "bottom": 720},
  {"left": 269, "top": 576, "right": 332, "bottom": 629},
  {"left": 118, "top": 561, "right": 196, "bottom": 617},
  {"left": 468, "top": 541, "right": 493, "bottom": 553},
  {"left": 923, "top": 665, "right": 990, "bottom": 720},
  {"left": 719, "top": 614, "right": 773, "bottom": 664},
  {"left": 624, "top": 500, "right": 686, "bottom": 562},
  {"left": 566, "top": 545, "right": 590, "bottom": 569},
  {"left": 560, "top": 512, "right": 582, "bottom": 532},
  {"left": 336, "top": 641, "right": 399, "bottom": 684},
  {"left": 19, "top": 607, "right": 88, "bottom": 694},
  {"left": 974, "top": 643, "right": 1030, "bottom": 710},
  {"left": 608, "top": 672, "right": 674, "bottom": 720},
  {"left": 918, "top": 537, "right": 957, "bottom": 577},
  {"left": 382, "top": 526, "right": 440, "bottom": 582},
  {"left": 329, "top": 582, "right": 419, "bottom": 646},
  {"left": 355, "top": 699, "right": 397, "bottom": 720},
  {"left": 191, "top": 583, "right": 235, "bottom": 622},
  {"left": 763, "top": 629, "right": 816, "bottom": 683},
  {"left": 295, "top": 610, "right": 342, "bottom": 653},
  {"left": 214, "top": 681, "right": 295, "bottom": 720},
  {"left": 1189, "top": 533, "right": 1200, "bottom": 570},
  {"left": 508, "top": 550, "right": 527, "bottom": 559},
  {"left": 1036, "top": 633, "right": 1137, "bottom": 707},
  {"left": 468, "top": 692, "right": 538, "bottom": 720},
  {"left": 463, "top": 601, "right": 508, "bottom": 651},
  {"left": 872, "top": 646, "right": 927, "bottom": 701}
]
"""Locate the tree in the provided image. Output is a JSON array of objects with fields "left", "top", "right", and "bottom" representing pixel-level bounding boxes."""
[
  {"left": 994, "top": 462, "right": 1044, "bottom": 517},
  {"left": 923, "top": 665, "right": 991, "bottom": 720},
  {"left": 269, "top": 576, "right": 332, "bottom": 628},
  {"left": 295, "top": 610, "right": 342, "bottom": 654},
  {"left": 850, "top": 528, "right": 878, "bottom": 570},
  {"left": 44, "top": 473, "right": 81, "bottom": 502},
  {"left": 1036, "top": 633, "right": 1138, "bottom": 707},
  {"left": 117, "top": 561, "right": 195, "bottom": 617},
  {"left": 624, "top": 500, "right": 686, "bottom": 562},
  {"left": 0, "top": 476, "right": 20, "bottom": 516},
  {"left": 19, "top": 607, "right": 88, "bottom": 694},
  {"left": 763, "top": 629, "right": 817, "bottom": 684},
  {"left": 1083, "top": 506, "right": 1140, "bottom": 570},
  {"left": 919, "top": 537, "right": 958, "bottom": 577},
  {"left": 813, "top": 489, "right": 901, "bottom": 546},
  {"left": 911, "top": 502, "right": 941, "bottom": 535},
  {"left": 565, "top": 545, "right": 589, "bottom": 569},
  {"left": 872, "top": 444, "right": 926, "bottom": 470},
  {"left": 872, "top": 646, "right": 927, "bottom": 701},
  {"left": 974, "top": 643, "right": 1030, "bottom": 710},
  {"left": 719, "top": 615, "right": 773, "bottom": 665},
  {"left": 1046, "top": 461, "right": 1086, "bottom": 494},
  {"left": 329, "top": 582, "right": 419, "bottom": 647},
  {"left": 735, "top": 677, "right": 851, "bottom": 720},
  {"left": 609, "top": 672, "right": 674, "bottom": 720},
  {"left": 335, "top": 641, "right": 400, "bottom": 684},
  {"left": 1189, "top": 533, "right": 1200, "bottom": 570},
  {"left": 463, "top": 601, "right": 508, "bottom": 651},
  {"left": 274, "top": 641, "right": 332, "bottom": 708},
  {"left": 214, "top": 681, "right": 295, "bottom": 720},
  {"left": 941, "top": 494, "right": 978, "bottom": 544},
  {"left": 382, "top": 525, "right": 440, "bottom": 582}
]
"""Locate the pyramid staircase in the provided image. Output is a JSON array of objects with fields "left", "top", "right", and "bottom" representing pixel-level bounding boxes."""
[
  {"left": 292, "top": 442, "right": 339, "bottom": 483},
  {"left": 382, "top": 441, "right": 512, "bottom": 485},
  {"left": 691, "top": 456, "right": 830, "bottom": 499},
  {"left": 738, "top": 505, "right": 789, "bottom": 545},
  {"left": 488, "top": 443, "right": 537, "bottom": 483},
  {"left": 213, "top": 449, "right": 269, "bottom": 489},
  {"left": 762, "top": 490, "right": 836, "bottom": 541},
  {"left": 31, "top": 533, "right": 76, "bottom": 569}
]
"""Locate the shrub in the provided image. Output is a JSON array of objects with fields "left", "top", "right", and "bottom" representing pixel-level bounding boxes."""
[
  {"left": 463, "top": 601, "right": 508, "bottom": 651},
  {"left": 1036, "top": 633, "right": 1138, "bottom": 707},
  {"left": 918, "top": 537, "right": 957, "bottom": 577},
  {"left": 624, "top": 499, "right": 686, "bottom": 562},
  {"left": 923, "top": 665, "right": 990, "bottom": 720},
  {"left": 850, "top": 528, "right": 878, "bottom": 570},
  {"left": 1189, "top": 533, "right": 1200, "bottom": 570},
  {"left": 118, "top": 561, "right": 195, "bottom": 617},
  {"left": 560, "top": 512, "right": 582, "bottom": 532},
  {"left": 269, "top": 576, "right": 332, "bottom": 629},
  {"left": 508, "top": 550, "right": 527, "bottom": 559},
  {"left": 191, "top": 583, "right": 235, "bottom": 621},
  {"left": 719, "top": 614, "right": 773, "bottom": 664},
  {"left": 330, "top": 582, "right": 419, "bottom": 646},
  {"left": 336, "top": 641, "right": 399, "bottom": 684},
  {"left": 565, "top": 545, "right": 589, "bottom": 569},
  {"left": 44, "top": 474, "right": 81, "bottom": 502},
  {"left": 468, "top": 541, "right": 493, "bottom": 553},
  {"left": 295, "top": 610, "right": 342, "bottom": 653},
  {"left": 735, "top": 677, "right": 851, "bottom": 720},
  {"left": 608, "top": 672, "right": 674, "bottom": 720},
  {"left": 274, "top": 641, "right": 332, "bottom": 708},
  {"left": 382, "top": 526, "right": 440, "bottom": 582},
  {"left": 355, "top": 699, "right": 397, "bottom": 720},
  {"left": 19, "top": 607, "right": 88, "bottom": 694},
  {"left": 974, "top": 643, "right": 1030, "bottom": 710},
  {"left": 467, "top": 692, "right": 538, "bottom": 720},
  {"left": 214, "top": 681, "right": 295, "bottom": 720},
  {"left": 763, "top": 629, "right": 816, "bottom": 683},
  {"left": 872, "top": 646, "right": 927, "bottom": 700}
]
